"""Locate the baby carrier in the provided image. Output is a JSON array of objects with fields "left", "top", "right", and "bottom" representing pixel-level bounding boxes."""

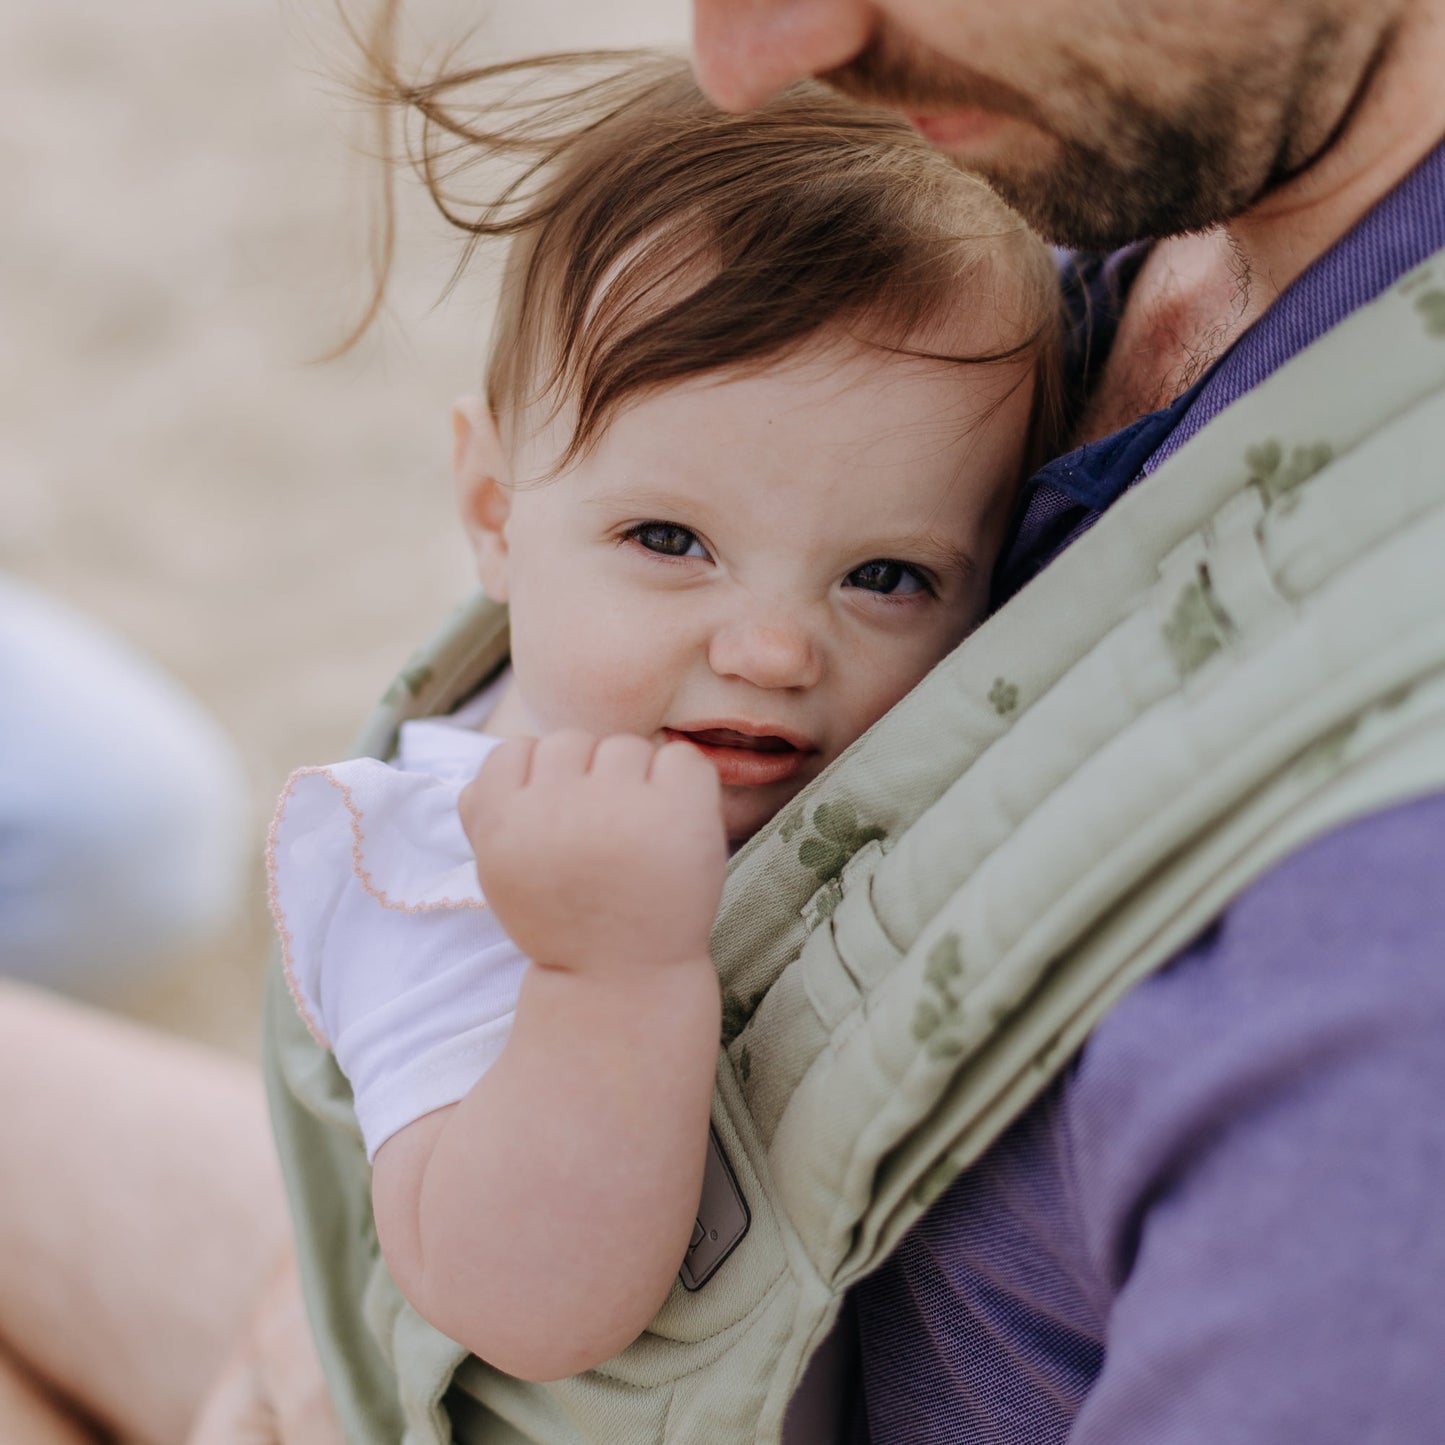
[{"left": 265, "top": 249, "right": 1445, "bottom": 1443}]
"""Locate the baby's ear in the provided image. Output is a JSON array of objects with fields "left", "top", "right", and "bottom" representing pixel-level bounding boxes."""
[{"left": 452, "top": 396, "right": 512, "bottom": 603}]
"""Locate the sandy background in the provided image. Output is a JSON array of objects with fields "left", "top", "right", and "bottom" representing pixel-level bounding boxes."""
[{"left": 1, "top": 0, "right": 687, "bottom": 1053}]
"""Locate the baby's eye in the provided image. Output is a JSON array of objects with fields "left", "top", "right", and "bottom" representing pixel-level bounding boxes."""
[
  {"left": 626, "top": 522, "right": 709, "bottom": 559},
  {"left": 844, "top": 559, "right": 931, "bottom": 596}
]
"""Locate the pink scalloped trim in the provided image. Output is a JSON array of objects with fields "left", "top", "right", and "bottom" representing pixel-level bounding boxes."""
[{"left": 265, "top": 765, "right": 490, "bottom": 1049}]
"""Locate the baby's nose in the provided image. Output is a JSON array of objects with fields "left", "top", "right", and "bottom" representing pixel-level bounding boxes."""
[{"left": 707, "top": 612, "right": 824, "bottom": 691}]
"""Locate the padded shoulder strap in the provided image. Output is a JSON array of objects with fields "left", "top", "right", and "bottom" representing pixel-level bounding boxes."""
[{"left": 712, "top": 248, "right": 1445, "bottom": 1297}]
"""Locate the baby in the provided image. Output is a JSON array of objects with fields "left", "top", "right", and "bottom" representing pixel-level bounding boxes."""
[{"left": 269, "top": 55, "right": 1058, "bottom": 1383}]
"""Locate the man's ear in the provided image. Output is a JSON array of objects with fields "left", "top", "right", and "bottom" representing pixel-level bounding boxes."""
[{"left": 452, "top": 396, "right": 512, "bottom": 603}]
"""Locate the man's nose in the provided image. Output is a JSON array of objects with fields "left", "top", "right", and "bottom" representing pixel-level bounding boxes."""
[
  {"left": 708, "top": 610, "right": 825, "bottom": 691},
  {"left": 690, "top": 0, "right": 874, "bottom": 113}
]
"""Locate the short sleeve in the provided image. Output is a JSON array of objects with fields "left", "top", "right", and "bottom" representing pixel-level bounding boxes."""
[{"left": 267, "top": 726, "right": 530, "bottom": 1159}]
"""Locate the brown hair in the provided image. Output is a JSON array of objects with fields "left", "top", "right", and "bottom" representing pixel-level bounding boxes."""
[{"left": 353, "top": 11, "right": 1063, "bottom": 475}]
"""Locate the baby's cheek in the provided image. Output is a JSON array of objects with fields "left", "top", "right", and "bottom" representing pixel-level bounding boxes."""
[
  {"left": 513, "top": 608, "right": 670, "bottom": 737},
  {"left": 555, "top": 665, "right": 661, "bottom": 735},
  {"left": 857, "top": 639, "right": 961, "bottom": 733}
]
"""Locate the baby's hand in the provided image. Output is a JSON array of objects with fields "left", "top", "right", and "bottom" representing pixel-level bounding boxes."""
[{"left": 460, "top": 732, "right": 727, "bottom": 975}]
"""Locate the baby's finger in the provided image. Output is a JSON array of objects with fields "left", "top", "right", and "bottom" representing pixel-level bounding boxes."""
[
  {"left": 529, "top": 729, "right": 598, "bottom": 783},
  {"left": 463, "top": 737, "right": 535, "bottom": 825},
  {"left": 650, "top": 738, "right": 722, "bottom": 801},
  {"left": 590, "top": 733, "right": 656, "bottom": 781}
]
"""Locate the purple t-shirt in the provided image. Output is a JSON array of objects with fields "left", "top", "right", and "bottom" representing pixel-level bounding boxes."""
[{"left": 851, "top": 141, "right": 1445, "bottom": 1442}]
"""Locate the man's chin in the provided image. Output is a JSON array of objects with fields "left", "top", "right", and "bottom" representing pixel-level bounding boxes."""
[{"left": 977, "top": 149, "right": 1254, "bottom": 252}]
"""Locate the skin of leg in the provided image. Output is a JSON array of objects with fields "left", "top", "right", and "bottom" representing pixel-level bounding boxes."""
[
  {"left": 184, "top": 1250, "right": 344, "bottom": 1445},
  {"left": 0, "top": 982, "right": 290, "bottom": 1445},
  {"left": 0, "top": 1348, "right": 99, "bottom": 1445}
]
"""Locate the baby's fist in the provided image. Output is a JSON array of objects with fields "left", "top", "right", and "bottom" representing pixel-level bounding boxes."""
[{"left": 460, "top": 732, "right": 727, "bottom": 975}]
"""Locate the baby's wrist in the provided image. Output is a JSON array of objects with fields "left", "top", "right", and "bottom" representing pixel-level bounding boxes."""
[
  {"left": 533, "top": 940, "right": 717, "bottom": 981},
  {"left": 522, "top": 951, "right": 720, "bottom": 1031}
]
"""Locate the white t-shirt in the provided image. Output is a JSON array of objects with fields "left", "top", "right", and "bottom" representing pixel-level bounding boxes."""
[{"left": 267, "top": 688, "right": 528, "bottom": 1160}]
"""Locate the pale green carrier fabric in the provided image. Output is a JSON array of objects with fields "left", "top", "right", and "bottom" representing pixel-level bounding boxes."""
[{"left": 264, "top": 252, "right": 1445, "bottom": 1444}]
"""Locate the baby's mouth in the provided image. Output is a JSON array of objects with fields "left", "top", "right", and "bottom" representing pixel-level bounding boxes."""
[
  {"left": 664, "top": 726, "right": 816, "bottom": 788},
  {"left": 684, "top": 728, "right": 795, "bottom": 752}
]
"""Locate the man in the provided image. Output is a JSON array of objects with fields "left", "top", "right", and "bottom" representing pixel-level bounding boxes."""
[{"left": 682, "top": 4, "right": 1445, "bottom": 1441}]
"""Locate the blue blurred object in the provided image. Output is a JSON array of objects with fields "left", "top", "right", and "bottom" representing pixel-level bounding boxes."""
[{"left": 0, "top": 573, "right": 249, "bottom": 996}]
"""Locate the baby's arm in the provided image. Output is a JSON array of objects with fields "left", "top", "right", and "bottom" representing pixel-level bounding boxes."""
[{"left": 370, "top": 731, "right": 726, "bottom": 1381}]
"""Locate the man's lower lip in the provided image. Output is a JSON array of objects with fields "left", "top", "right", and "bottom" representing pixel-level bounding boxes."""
[
  {"left": 904, "top": 109, "right": 1004, "bottom": 147},
  {"left": 667, "top": 734, "right": 811, "bottom": 787}
]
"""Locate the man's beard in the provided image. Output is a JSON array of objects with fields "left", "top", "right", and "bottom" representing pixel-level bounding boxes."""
[
  {"left": 821, "top": 33, "right": 1288, "bottom": 251},
  {"left": 985, "top": 103, "right": 1261, "bottom": 252}
]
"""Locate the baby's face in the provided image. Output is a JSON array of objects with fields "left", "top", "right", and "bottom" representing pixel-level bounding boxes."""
[{"left": 458, "top": 337, "right": 1033, "bottom": 840}]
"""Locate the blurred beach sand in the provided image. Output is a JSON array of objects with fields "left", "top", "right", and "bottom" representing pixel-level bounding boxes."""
[{"left": 0, "top": 0, "right": 685, "bottom": 1052}]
